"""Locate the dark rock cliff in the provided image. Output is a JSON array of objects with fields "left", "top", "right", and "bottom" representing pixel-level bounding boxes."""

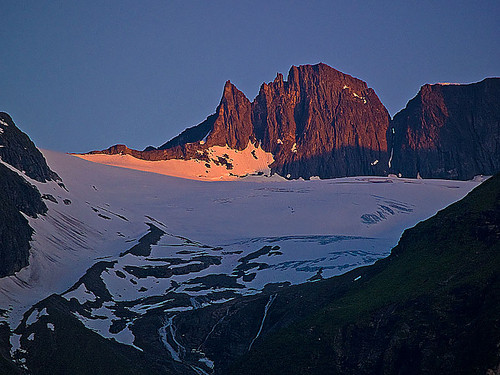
[
  {"left": 389, "top": 78, "right": 500, "bottom": 179},
  {"left": 0, "top": 113, "right": 55, "bottom": 277},
  {"left": 0, "top": 112, "right": 59, "bottom": 182},
  {"left": 0, "top": 164, "right": 47, "bottom": 277}
]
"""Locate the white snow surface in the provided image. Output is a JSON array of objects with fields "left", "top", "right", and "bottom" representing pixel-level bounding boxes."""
[
  {"left": 74, "top": 143, "right": 274, "bottom": 181},
  {"left": 0, "top": 149, "right": 482, "bottom": 348}
]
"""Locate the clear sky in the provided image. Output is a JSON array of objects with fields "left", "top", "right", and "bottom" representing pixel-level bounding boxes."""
[{"left": 1, "top": 1, "right": 499, "bottom": 153}]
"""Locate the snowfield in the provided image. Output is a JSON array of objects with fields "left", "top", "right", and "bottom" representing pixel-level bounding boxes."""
[
  {"left": 75, "top": 142, "right": 274, "bottom": 181},
  {"left": 0, "top": 149, "right": 483, "bottom": 353}
]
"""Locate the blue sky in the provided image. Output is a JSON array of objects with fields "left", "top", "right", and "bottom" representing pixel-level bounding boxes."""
[{"left": 1, "top": 1, "right": 498, "bottom": 152}]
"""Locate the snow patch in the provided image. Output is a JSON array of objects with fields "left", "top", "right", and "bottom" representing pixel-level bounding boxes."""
[
  {"left": 159, "top": 316, "right": 185, "bottom": 362},
  {"left": 248, "top": 294, "right": 277, "bottom": 351},
  {"left": 75, "top": 143, "right": 274, "bottom": 181},
  {"left": 352, "top": 92, "right": 367, "bottom": 104},
  {"left": 10, "top": 334, "right": 21, "bottom": 355},
  {"left": 199, "top": 357, "right": 214, "bottom": 369},
  {"left": 63, "top": 283, "right": 97, "bottom": 304}
]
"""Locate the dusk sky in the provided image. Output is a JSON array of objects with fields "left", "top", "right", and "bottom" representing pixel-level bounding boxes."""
[{"left": 1, "top": 1, "right": 499, "bottom": 153}]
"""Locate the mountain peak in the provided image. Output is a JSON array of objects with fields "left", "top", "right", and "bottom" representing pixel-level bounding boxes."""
[
  {"left": 389, "top": 78, "right": 500, "bottom": 179},
  {"left": 0, "top": 112, "right": 59, "bottom": 182},
  {"left": 81, "top": 64, "right": 499, "bottom": 181}
]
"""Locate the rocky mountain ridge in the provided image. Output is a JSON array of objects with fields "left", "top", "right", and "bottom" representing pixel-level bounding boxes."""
[
  {"left": 91, "top": 63, "right": 391, "bottom": 179},
  {"left": 389, "top": 78, "right": 500, "bottom": 180},
  {"left": 0, "top": 112, "right": 59, "bottom": 183},
  {"left": 0, "top": 164, "right": 47, "bottom": 277},
  {"left": 88, "top": 64, "right": 499, "bottom": 180},
  {"left": 0, "top": 113, "right": 59, "bottom": 277}
]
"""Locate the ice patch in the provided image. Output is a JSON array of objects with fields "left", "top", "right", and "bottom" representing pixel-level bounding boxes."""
[
  {"left": 248, "top": 294, "right": 277, "bottom": 351},
  {"left": 63, "top": 283, "right": 97, "bottom": 304}
]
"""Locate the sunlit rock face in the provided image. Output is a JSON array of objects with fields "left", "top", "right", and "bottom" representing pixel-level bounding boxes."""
[
  {"left": 251, "top": 64, "right": 390, "bottom": 179},
  {"left": 389, "top": 78, "right": 500, "bottom": 179},
  {"left": 86, "top": 66, "right": 500, "bottom": 181},
  {"left": 90, "top": 63, "right": 391, "bottom": 179}
]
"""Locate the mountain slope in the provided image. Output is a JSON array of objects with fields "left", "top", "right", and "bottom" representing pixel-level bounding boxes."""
[
  {"left": 389, "top": 78, "right": 500, "bottom": 179},
  {"left": 160, "top": 173, "right": 500, "bottom": 374},
  {"left": 0, "top": 112, "right": 59, "bottom": 182},
  {"left": 0, "top": 164, "right": 47, "bottom": 277},
  {"left": 233, "top": 173, "right": 500, "bottom": 374},
  {"left": 0, "top": 113, "right": 59, "bottom": 277},
  {"left": 0, "top": 110, "right": 494, "bottom": 373},
  {"left": 0, "top": 146, "right": 482, "bottom": 374}
]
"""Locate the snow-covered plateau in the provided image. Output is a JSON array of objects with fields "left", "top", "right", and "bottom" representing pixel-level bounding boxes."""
[{"left": 0, "top": 149, "right": 483, "bottom": 365}]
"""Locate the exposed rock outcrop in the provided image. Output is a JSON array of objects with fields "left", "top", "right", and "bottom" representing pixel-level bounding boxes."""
[
  {"left": 91, "top": 64, "right": 391, "bottom": 179},
  {"left": 0, "top": 164, "right": 47, "bottom": 277},
  {"left": 87, "top": 65, "right": 500, "bottom": 181},
  {"left": 0, "top": 112, "right": 59, "bottom": 182},
  {"left": 252, "top": 64, "right": 390, "bottom": 179},
  {"left": 0, "top": 112, "right": 55, "bottom": 277},
  {"left": 389, "top": 78, "right": 500, "bottom": 179}
]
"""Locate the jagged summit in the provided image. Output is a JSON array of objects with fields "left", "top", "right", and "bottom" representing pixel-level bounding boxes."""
[
  {"left": 86, "top": 63, "right": 391, "bottom": 179},
  {"left": 82, "top": 64, "right": 499, "bottom": 181}
]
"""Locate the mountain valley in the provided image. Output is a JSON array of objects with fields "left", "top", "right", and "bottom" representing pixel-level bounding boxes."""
[{"left": 0, "top": 63, "right": 499, "bottom": 374}]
